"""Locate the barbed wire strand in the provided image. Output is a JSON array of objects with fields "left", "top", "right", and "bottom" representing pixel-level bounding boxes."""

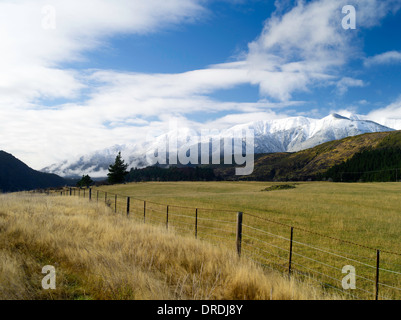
[
  {"left": 51, "top": 188, "right": 401, "bottom": 299},
  {"left": 244, "top": 212, "right": 401, "bottom": 257},
  {"left": 290, "top": 269, "right": 362, "bottom": 300},
  {"left": 291, "top": 261, "right": 378, "bottom": 298},
  {"left": 242, "top": 241, "right": 288, "bottom": 263},
  {"left": 196, "top": 224, "right": 235, "bottom": 234},
  {"left": 242, "top": 223, "right": 291, "bottom": 242},
  {"left": 242, "top": 233, "right": 291, "bottom": 254}
]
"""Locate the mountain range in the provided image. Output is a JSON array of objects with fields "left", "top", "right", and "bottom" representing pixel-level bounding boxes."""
[{"left": 42, "top": 113, "right": 394, "bottom": 178}]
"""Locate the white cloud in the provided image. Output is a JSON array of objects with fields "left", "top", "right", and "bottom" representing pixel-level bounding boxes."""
[
  {"left": 243, "top": 0, "right": 401, "bottom": 101},
  {"left": 364, "top": 51, "right": 401, "bottom": 67},
  {"left": 204, "top": 111, "right": 290, "bottom": 129},
  {"left": 0, "top": 0, "right": 207, "bottom": 168},
  {"left": 244, "top": 0, "right": 351, "bottom": 101},
  {"left": 336, "top": 77, "right": 366, "bottom": 95},
  {"left": 366, "top": 98, "right": 401, "bottom": 130},
  {"left": 0, "top": 0, "right": 205, "bottom": 103},
  {"left": 355, "top": 0, "right": 401, "bottom": 27},
  {"left": 1, "top": 0, "right": 401, "bottom": 170},
  {"left": 334, "top": 97, "right": 401, "bottom": 130}
]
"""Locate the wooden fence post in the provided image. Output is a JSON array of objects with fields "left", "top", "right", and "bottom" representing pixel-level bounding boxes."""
[
  {"left": 143, "top": 201, "right": 146, "bottom": 223},
  {"left": 195, "top": 208, "right": 198, "bottom": 239},
  {"left": 236, "top": 212, "right": 243, "bottom": 257},
  {"left": 126, "top": 197, "right": 130, "bottom": 216},
  {"left": 115, "top": 194, "right": 117, "bottom": 213},
  {"left": 105, "top": 192, "right": 107, "bottom": 204},
  {"left": 166, "top": 205, "right": 169, "bottom": 230},
  {"left": 289, "top": 227, "right": 294, "bottom": 278},
  {"left": 375, "top": 250, "right": 380, "bottom": 300},
  {"left": 89, "top": 188, "right": 92, "bottom": 201},
  {"left": 96, "top": 191, "right": 99, "bottom": 203}
]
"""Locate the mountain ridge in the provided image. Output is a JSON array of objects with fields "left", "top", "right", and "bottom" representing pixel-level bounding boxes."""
[
  {"left": 42, "top": 113, "right": 394, "bottom": 178},
  {"left": 215, "top": 130, "right": 401, "bottom": 181},
  {"left": 0, "top": 150, "right": 67, "bottom": 192}
]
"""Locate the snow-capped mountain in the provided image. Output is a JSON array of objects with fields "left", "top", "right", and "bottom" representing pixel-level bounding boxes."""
[
  {"left": 42, "top": 113, "right": 394, "bottom": 177},
  {"left": 237, "top": 113, "right": 393, "bottom": 153}
]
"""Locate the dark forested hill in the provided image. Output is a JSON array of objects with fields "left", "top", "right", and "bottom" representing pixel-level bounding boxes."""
[
  {"left": 324, "top": 132, "right": 401, "bottom": 182},
  {"left": 0, "top": 151, "right": 66, "bottom": 192}
]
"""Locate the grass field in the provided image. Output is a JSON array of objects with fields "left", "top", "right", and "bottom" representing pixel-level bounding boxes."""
[
  {"left": 88, "top": 181, "right": 401, "bottom": 300},
  {"left": 0, "top": 193, "right": 337, "bottom": 300},
  {"left": 95, "top": 181, "right": 401, "bottom": 250}
]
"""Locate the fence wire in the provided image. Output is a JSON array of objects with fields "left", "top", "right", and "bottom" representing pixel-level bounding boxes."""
[{"left": 40, "top": 187, "right": 401, "bottom": 300}]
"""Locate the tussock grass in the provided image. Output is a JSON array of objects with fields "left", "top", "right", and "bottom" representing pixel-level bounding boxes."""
[
  {"left": 96, "top": 181, "right": 401, "bottom": 300},
  {"left": 0, "top": 193, "right": 337, "bottom": 300}
]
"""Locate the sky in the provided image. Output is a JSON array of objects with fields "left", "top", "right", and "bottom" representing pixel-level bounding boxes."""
[{"left": 1, "top": 0, "right": 401, "bottom": 169}]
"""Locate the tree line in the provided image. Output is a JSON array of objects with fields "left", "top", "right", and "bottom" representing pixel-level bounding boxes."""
[
  {"left": 76, "top": 151, "right": 217, "bottom": 187},
  {"left": 126, "top": 166, "right": 216, "bottom": 182},
  {"left": 77, "top": 147, "right": 401, "bottom": 186},
  {"left": 324, "top": 147, "right": 401, "bottom": 182}
]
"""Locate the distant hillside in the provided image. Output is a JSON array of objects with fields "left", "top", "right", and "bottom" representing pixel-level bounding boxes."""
[
  {"left": 0, "top": 151, "right": 66, "bottom": 192},
  {"left": 324, "top": 131, "right": 401, "bottom": 182},
  {"left": 214, "top": 131, "right": 400, "bottom": 181}
]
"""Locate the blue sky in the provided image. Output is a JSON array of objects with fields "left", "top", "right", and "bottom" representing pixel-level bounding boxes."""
[
  {"left": 74, "top": 1, "right": 275, "bottom": 72},
  {"left": 1, "top": 0, "right": 401, "bottom": 168},
  {"left": 55, "top": 0, "right": 401, "bottom": 116},
  {"left": 67, "top": 0, "right": 401, "bottom": 115}
]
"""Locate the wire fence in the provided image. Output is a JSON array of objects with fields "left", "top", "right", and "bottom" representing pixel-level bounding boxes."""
[{"left": 37, "top": 186, "right": 401, "bottom": 300}]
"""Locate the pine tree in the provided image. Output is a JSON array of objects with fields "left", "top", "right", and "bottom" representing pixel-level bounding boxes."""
[
  {"left": 107, "top": 152, "right": 129, "bottom": 184},
  {"left": 76, "top": 175, "right": 93, "bottom": 188}
]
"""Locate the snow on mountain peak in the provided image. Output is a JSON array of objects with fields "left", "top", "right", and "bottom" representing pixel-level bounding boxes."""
[
  {"left": 41, "top": 114, "right": 395, "bottom": 178},
  {"left": 327, "top": 113, "right": 350, "bottom": 120}
]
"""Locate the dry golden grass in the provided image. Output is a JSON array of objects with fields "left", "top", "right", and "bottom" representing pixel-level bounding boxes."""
[
  {"left": 0, "top": 193, "right": 339, "bottom": 300},
  {"left": 94, "top": 181, "right": 401, "bottom": 300}
]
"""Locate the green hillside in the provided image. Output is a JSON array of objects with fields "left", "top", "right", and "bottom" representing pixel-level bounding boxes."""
[
  {"left": 215, "top": 131, "right": 400, "bottom": 181},
  {"left": 324, "top": 131, "right": 401, "bottom": 182}
]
